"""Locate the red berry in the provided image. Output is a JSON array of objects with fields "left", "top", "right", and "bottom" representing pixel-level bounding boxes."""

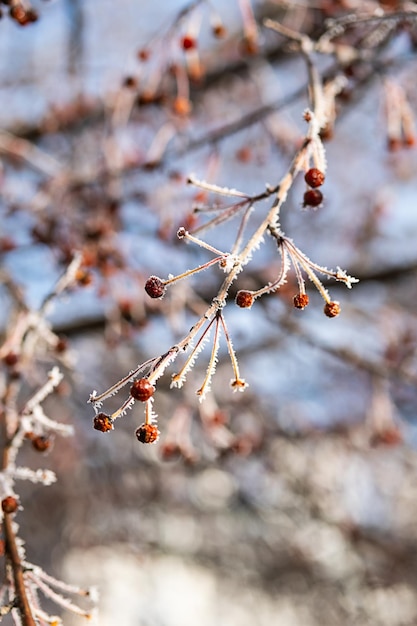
[
  {"left": 181, "top": 35, "right": 196, "bottom": 50},
  {"left": 93, "top": 413, "right": 114, "bottom": 432},
  {"left": 324, "top": 301, "right": 341, "bottom": 318},
  {"left": 304, "top": 168, "right": 325, "bottom": 188},
  {"left": 303, "top": 189, "right": 323, "bottom": 208},
  {"left": 145, "top": 276, "right": 166, "bottom": 299},
  {"left": 130, "top": 378, "right": 155, "bottom": 402},
  {"left": 135, "top": 423, "right": 159, "bottom": 444},
  {"left": 293, "top": 293, "right": 309, "bottom": 309},
  {"left": 2, "top": 496, "right": 19, "bottom": 514},
  {"left": 235, "top": 290, "right": 254, "bottom": 308}
]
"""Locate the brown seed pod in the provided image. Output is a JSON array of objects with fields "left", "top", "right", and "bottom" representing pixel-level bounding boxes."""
[
  {"left": 303, "top": 189, "right": 323, "bottom": 208},
  {"left": 2, "top": 496, "right": 19, "bottom": 514},
  {"left": 135, "top": 423, "right": 159, "bottom": 444},
  {"left": 293, "top": 293, "right": 309, "bottom": 309},
  {"left": 93, "top": 413, "right": 114, "bottom": 432},
  {"left": 304, "top": 168, "right": 325, "bottom": 188},
  {"left": 130, "top": 378, "right": 155, "bottom": 402},
  {"left": 324, "top": 301, "right": 341, "bottom": 318},
  {"left": 235, "top": 290, "right": 254, "bottom": 308},
  {"left": 145, "top": 276, "right": 166, "bottom": 299}
]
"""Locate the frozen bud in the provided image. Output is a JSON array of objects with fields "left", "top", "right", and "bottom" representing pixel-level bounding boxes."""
[
  {"left": 93, "top": 413, "right": 114, "bottom": 432},
  {"left": 2, "top": 496, "right": 19, "bottom": 514},
  {"left": 235, "top": 290, "right": 254, "bottom": 308},
  {"left": 130, "top": 378, "right": 155, "bottom": 402},
  {"left": 304, "top": 168, "right": 325, "bottom": 188},
  {"left": 135, "top": 423, "right": 159, "bottom": 444},
  {"left": 145, "top": 276, "right": 166, "bottom": 299},
  {"left": 293, "top": 293, "right": 309, "bottom": 309},
  {"left": 31, "top": 435, "right": 53, "bottom": 453},
  {"left": 303, "top": 189, "right": 323, "bottom": 208},
  {"left": 324, "top": 301, "right": 341, "bottom": 318},
  {"left": 177, "top": 227, "right": 187, "bottom": 239}
]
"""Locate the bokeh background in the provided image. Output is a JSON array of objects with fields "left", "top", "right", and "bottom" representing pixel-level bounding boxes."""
[{"left": 1, "top": 1, "right": 417, "bottom": 624}]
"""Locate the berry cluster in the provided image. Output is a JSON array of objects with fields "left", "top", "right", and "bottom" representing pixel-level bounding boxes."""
[{"left": 303, "top": 168, "right": 325, "bottom": 208}]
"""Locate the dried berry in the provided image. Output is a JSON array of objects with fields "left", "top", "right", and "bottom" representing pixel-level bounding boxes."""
[
  {"left": 2, "top": 496, "right": 19, "bottom": 514},
  {"left": 130, "top": 378, "right": 155, "bottom": 402},
  {"left": 181, "top": 35, "right": 196, "bottom": 50},
  {"left": 303, "top": 189, "right": 323, "bottom": 208},
  {"left": 304, "top": 168, "right": 325, "bottom": 188},
  {"left": 135, "top": 423, "right": 159, "bottom": 444},
  {"left": 31, "top": 435, "right": 53, "bottom": 453},
  {"left": 93, "top": 413, "right": 114, "bottom": 432},
  {"left": 324, "top": 301, "right": 341, "bottom": 318},
  {"left": 145, "top": 276, "right": 166, "bottom": 299},
  {"left": 235, "top": 290, "right": 254, "bottom": 308},
  {"left": 293, "top": 293, "right": 309, "bottom": 309}
]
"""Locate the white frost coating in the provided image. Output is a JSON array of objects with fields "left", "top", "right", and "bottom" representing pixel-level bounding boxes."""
[
  {"left": 188, "top": 174, "right": 248, "bottom": 198},
  {"left": 13, "top": 467, "right": 57, "bottom": 486},
  {"left": 23, "top": 367, "right": 63, "bottom": 415}
]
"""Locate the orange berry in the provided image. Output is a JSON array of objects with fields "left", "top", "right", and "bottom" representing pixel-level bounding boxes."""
[
  {"left": 93, "top": 413, "right": 114, "bottom": 432},
  {"left": 136, "top": 423, "right": 159, "bottom": 444},
  {"left": 293, "top": 293, "right": 309, "bottom": 309},
  {"left": 130, "top": 378, "right": 155, "bottom": 402},
  {"left": 324, "top": 301, "right": 341, "bottom": 318},
  {"left": 304, "top": 168, "right": 325, "bottom": 188},
  {"left": 2, "top": 496, "right": 19, "bottom": 514},
  {"left": 145, "top": 276, "right": 166, "bottom": 299},
  {"left": 235, "top": 290, "right": 254, "bottom": 308},
  {"left": 303, "top": 189, "right": 323, "bottom": 208},
  {"left": 31, "top": 435, "right": 53, "bottom": 452}
]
